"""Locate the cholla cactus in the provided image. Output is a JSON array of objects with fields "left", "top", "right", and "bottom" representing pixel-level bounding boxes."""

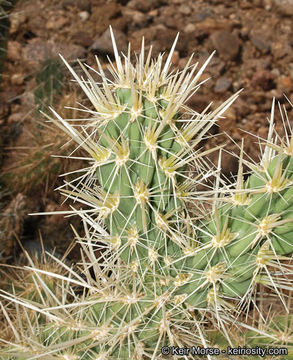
[{"left": 0, "top": 28, "right": 293, "bottom": 359}]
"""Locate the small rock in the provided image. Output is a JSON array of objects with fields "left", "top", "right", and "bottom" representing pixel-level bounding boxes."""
[
  {"left": 268, "top": 88, "right": 283, "bottom": 100},
  {"left": 233, "top": 97, "right": 252, "bottom": 117},
  {"left": 156, "top": 29, "right": 188, "bottom": 54},
  {"left": 23, "top": 40, "right": 52, "bottom": 64},
  {"left": 240, "top": 27, "right": 249, "bottom": 39},
  {"left": 62, "top": 0, "right": 73, "bottom": 7},
  {"left": 161, "top": 15, "right": 178, "bottom": 29},
  {"left": 77, "top": 0, "right": 91, "bottom": 11},
  {"left": 90, "top": 4, "right": 122, "bottom": 34},
  {"left": 129, "top": 25, "right": 164, "bottom": 49},
  {"left": 218, "top": 107, "right": 237, "bottom": 132},
  {"left": 184, "top": 23, "right": 196, "bottom": 33},
  {"left": 232, "top": 80, "right": 245, "bottom": 92},
  {"left": 124, "top": 8, "right": 150, "bottom": 28},
  {"left": 251, "top": 70, "right": 275, "bottom": 91},
  {"left": 133, "top": 11, "right": 149, "bottom": 26},
  {"left": 114, "top": 17, "right": 130, "bottom": 32},
  {"left": 7, "top": 112, "right": 24, "bottom": 124},
  {"left": 127, "top": 0, "right": 152, "bottom": 12},
  {"left": 178, "top": 57, "right": 189, "bottom": 70},
  {"left": 72, "top": 31, "right": 93, "bottom": 48},
  {"left": 158, "top": 6, "right": 178, "bottom": 29},
  {"left": 271, "top": 41, "right": 291, "bottom": 59},
  {"left": 7, "top": 41, "right": 22, "bottom": 62},
  {"left": 21, "top": 91, "right": 35, "bottom": 108},
  {"left": 257, "top": 124, "right": 270, "bottom": 139},
  {"left": 206, "top": 56, "right": 226, "bottom": 76},
  {"left": 253, "top": 91, "right": 267, "bottom": 104},
  {"left": 250, "top": 35, "right": 270, "bottom": 54},
  {"left": 229, "top": 13, "right": 239, "bottom": 21},
  {"left": 149, "top": 9, "right": 159, "bottom": 17},
  {"left": 9, "top": 12, "right": 27, "bottom": 34},
  {"left": 11, "top": 74, "right": 25, "bottom": 86},
  {"left": 200, "top": 73, "right": 213, "bottom": 89},
  {"left": 265, "top": 0, "right": 273, "bottom": 10},
  {"left": 191, "top": 8, "right": 213, "bottom": 22},
  {"left": 274, "top": 0, "right": 293, "bottom": 15},
  {"left": 214, "top": 77, "right": 232, "bottom": 93},
  {"left": 179, "top": 5, "right": 191, "bottom": 15},
  {"left": 62, "top": 0, "right": 91, "bottom": 11},
  {"left": 26, "top": 16, "right": 47, "bottom": 38},
  {"left": 239, "top": 0, "right": 252, "bottom": 8},
  {"left": 46, "top": 16, "right": 69, "bottom": 30},
  {"left": 271, "top": 68, "right": 281, "bottom": 77},
  {"left": 171, "top": 50, "right": 180, "bottom": 65},
  {"left": 91, "top": 28, "right": 128, "bottom": 55},
  {"left": 253, "top": 0, "right": 264, "bottom": 6},
  {"left": 210, "top": 31, "right": 240, "bottom": 61},
  {"left": 186, "top": 93, "right": 209, "bottom": 113},
  {"left": 280, "top": 76, "right": 293, "bottom": 91},
  {"left": 54, "top": 43, "right": 86, "bottom": 61},
  {"left": 23, "top": 39, "right": 85, "bottom": 66},
  {"left": 246, "top": 58, "right": 271, "bottom": 70},
  {"left": 79, "top": 11, "right": 90, "bottom": 22},
  {"left": 10, "top": 103, "right": 21, "bottom": 113},
  {"left": 195, "top": 18, "right": 232, "bottom": 34}
]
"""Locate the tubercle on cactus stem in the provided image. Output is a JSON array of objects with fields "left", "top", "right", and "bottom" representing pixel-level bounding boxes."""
[{"left": 0, "top": 28, "right": 293, "bottom": 359}]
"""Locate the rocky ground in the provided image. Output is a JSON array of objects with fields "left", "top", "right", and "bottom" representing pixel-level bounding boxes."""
[{"left": 0, "top": 0, "right": 293, "bottom": 262}]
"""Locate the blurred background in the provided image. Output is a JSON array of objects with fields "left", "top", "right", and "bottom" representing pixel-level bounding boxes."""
[{"left": 0, "top": 0, "right": 293, "bottom": 263}]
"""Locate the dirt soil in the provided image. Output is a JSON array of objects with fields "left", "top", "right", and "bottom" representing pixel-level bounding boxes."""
[{"left": 0, "top": 0, "right": 293, "bottom": 262}]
